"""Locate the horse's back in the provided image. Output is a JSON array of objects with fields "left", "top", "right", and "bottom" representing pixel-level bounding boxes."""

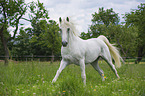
[{"left": 83, "top": 38, "right": 106, "bottom": 63}]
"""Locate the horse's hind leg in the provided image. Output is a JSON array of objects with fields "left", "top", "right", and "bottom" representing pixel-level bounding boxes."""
[
  {"left": 101, "top": 49, "right": 120, "bottom": 79},
  {"left": 91, "top": 58, "right": 105, "bottom": 81},
  {"left": 105, "top": 59, "right": 120, "bottom": 79}
]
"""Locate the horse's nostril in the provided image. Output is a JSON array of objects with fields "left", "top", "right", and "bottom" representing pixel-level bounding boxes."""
[{"left": 62, "top": 41, "right": 68, "bottom": 47}]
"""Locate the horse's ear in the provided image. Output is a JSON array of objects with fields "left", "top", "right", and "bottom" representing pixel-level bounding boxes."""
[
  {"left": 66, "top": 17, "right": 69, "bottom": 22},
  {"left": 59, "top": 17, "right": 62, "bottom": 23}
]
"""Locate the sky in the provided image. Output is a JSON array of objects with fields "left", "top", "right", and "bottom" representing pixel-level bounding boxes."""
[{"left": 13, "top": 0, "right": 145, "bottom": 34}]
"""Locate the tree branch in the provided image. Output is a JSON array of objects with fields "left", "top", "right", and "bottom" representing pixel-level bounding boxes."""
[
  {"left": 117, "top": 38, "right": 126, "bottom": 56},
  {"left": 21, "top": 18, "right": 31, "bottom": 22},
  {"left": 7, "top": 5, "right": 27, "bottom": 41},
  {"left": 0, "top": 26, "right": 4, "bottom": 36},
  {"left": 1, "top": 2, "right": 7, "bottom": 24}
]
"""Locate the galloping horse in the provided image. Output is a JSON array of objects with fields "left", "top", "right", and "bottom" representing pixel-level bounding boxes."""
[{"left": 52, "top": 17, "right": 122, "bottom": 85}]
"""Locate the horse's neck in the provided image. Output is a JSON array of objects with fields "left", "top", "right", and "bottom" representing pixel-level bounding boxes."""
[{"left": 68, "top": 32, "right": 81, "bottom": 48}]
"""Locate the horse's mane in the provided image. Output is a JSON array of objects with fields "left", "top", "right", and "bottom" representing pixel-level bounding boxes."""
[{"left": 60, "top": 18, "right": 80, "bottom": 37}]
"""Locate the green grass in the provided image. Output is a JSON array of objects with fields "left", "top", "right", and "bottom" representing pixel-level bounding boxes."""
[{"left": 0, "top": 61, "right": 145, "bottom": 96}]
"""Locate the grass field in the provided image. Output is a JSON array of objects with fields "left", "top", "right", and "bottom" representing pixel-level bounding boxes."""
[{"left": 0, "top": 61, "right": 145, "bottom": 96}]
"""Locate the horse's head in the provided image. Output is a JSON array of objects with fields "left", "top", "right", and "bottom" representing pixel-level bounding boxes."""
[{"left": 59, "top": 17, "right": 71, "bottom": 47}]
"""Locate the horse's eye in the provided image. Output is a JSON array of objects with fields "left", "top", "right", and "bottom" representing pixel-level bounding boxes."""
[
  {"left": 59, "top": 28, "right": 62, "bottom": 33},
  {"left": 67, "top": 28, "right": 70, "bottom": 32}
]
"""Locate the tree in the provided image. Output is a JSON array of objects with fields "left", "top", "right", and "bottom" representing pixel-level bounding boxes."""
[
  {"left": 103, "top": 24, "right": 138, "bottom": 58},
  {"left": 90, "top": 7, "right": 120, "bottom": 38},
  {"left": 124, "top": 3, "right": 145, "bottom": 63},
  {"left": 24, "top": 1, "right": 61, "bottom": 62},
  {"left": 24, "top": 1, "right": 50, "bottom": 56},
  {"left": 11, "top": 27, "right": 32, "bottom": 57},
  {"left": 0, "top": 0, "right": 27, "bottom": 65},
  {"left": 92, "top": 7, "right": 119, "bottom": 26},
  {"left": 30, "top": 20, "right": 61, "bottom": 63},
  {"left": 81, "top": 7, "right": 138, "bottom": 58},
  {"left": 41, "top": 20, "right": 61, "bottom": 62}
]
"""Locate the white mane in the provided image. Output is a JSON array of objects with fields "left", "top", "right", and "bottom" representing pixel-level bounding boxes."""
[{"left": 60, "top": 18, "right": 80, "bottom": 37}]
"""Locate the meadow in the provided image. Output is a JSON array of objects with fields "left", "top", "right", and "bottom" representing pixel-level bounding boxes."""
[{"left": 0, "top": 60, "right": 145, "bottom": 96}]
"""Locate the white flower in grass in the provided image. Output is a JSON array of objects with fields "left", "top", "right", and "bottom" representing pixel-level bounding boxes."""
[
  {"left": 107, "top": 83, "right": 110, "bottom": 85},
  {"left": 118, "top": 89, "right": 122, "bottom": 91},
  {"left": 58, "top": 91, "right": 61, "bottom": 94},
  {"left": 52, "top": 90, "right": 55, "bottom": 91},
  {"left": 33, "top": 93, "right": 36, "bottom": 96},
  {"left": 17, "top": 89, "right": 19, "bottom": 90},
  {"left": 112, "top": 92, "right": 117, "bottom": 95},
  {"left": 1, "top": 82, "right": 4, "bottom": 85},
  {"left": 33, "top": 86, "right": 36, "bottom": 88}
]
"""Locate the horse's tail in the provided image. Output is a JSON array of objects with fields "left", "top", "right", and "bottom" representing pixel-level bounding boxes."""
[{"left": 98, "top": 35, "right": 123, "bottom": 68}]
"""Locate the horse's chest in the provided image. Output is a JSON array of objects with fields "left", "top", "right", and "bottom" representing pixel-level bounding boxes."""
[{"left": 61, "top": 50, "right": 81, "bottom": 64}]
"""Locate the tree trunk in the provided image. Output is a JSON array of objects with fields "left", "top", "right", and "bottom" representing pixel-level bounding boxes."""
[
  {"left": 135, "top": 46, "right": 144, "bottom": 64},
  {"left": 3, "top": 43, "right": 9, "bottom": 65},
  {"left": 117, "top": 39, "right": 126, "bottom": 60},
  {"left": 0, "top": 28, "right": 9, "bottom": 65}
]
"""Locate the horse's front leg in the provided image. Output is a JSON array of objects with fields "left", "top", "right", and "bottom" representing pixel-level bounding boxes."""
[
  {"left": 52, "top": 59, "right": 68, "bottom": 83},
  {"left": 79, "top": 59, "right": 86, "bottom": 85}
]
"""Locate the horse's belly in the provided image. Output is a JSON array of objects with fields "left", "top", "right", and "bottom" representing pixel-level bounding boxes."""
[
  {"left": 85, "top": 47, "right": 101, "bottom": 63},
  {"left": 62, "top": 55, "right": 80, "bottom": 65}
]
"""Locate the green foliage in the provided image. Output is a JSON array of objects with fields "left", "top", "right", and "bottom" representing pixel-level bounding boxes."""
[
  {"left": 11, "top": 27, "right": 33, "bottom": 56},
  {"left": 26, "top": 0, "right": 49, "bottom": 28},
  {"left": 5, "top": 0, "right": 61, "bottom": 57},
  {"left": 23, "top": 0, "right": 61, "bottom": 56},
  {"left": 92, "top": 7, "right": 119, "bottom": 26},
  {"left": 0, "top": 61, "right": 145, "bottom": 96},
  {"left": 81, "top": 31, "right": 92, "bottom": 40},
  {"left": 101, "top": 24, "right": 138, "bottom": 57},
  {"left": 124, "top": 3, "right": 145, "bottom": 45},
  {"left": 0, "top": 0, "right": 27, "bottom": 64},
  {"left": 124, "top": 3, "right": 145, "bottom": 63},
  {"left": 1, "top": 1, "right": 144, "bottom": 63},
  {"left": 0, "top": 0, "right": 27, "bottom": 39},
  {"left": 28, "top": 0, "right": 49, "bottom": 20},
  {"left": 30, "top": 20, "right": 61, "bottom": 55},
  {"left": 81, "top": 7, "right": 139, "bottom": 58},
  {"left": 89, "top": 7, "right": 120, "bottom": 38}
]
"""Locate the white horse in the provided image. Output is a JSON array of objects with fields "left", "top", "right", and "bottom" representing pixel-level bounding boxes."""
[{"left": 52, "top": 17, "right": 122, "bottom": 85}]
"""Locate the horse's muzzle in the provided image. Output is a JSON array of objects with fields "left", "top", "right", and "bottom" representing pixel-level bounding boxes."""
[{"left": 62, "top": 41, "right": 68, "bottom": 47}]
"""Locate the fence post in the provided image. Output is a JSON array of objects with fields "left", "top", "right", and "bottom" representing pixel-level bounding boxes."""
[{"left": 26, "top": 57, "right": 27, "bottom": 64}]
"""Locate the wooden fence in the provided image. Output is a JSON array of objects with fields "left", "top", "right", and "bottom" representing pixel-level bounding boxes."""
[{"left": 0, "top": 56, "right": 145, "bottom": 64}]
